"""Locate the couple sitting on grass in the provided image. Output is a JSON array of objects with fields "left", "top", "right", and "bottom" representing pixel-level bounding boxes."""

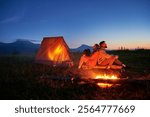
[{"left": 78, "top": 41, "right": 126, "bottom": 69}]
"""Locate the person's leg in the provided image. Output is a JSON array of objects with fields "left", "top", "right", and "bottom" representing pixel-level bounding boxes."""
[
  {"left": 100, "top": 56, "right": 116, "bottom": 66},
  {"left": 114, "top": 59, "right": 122, "bottom": 65},
  {"left": 114, "top": 59, "right": 126, "bottom": 67}
]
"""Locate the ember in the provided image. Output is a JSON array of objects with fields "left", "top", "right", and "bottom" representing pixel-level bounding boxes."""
[
  {"left": 97, "top": 83, "right": 113, "bottom": 88},
  {"left": 97, "top": 83, "right": 120, "bottom": 88}
]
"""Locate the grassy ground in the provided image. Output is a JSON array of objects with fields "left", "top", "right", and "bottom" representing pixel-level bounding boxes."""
[{"left": 0, "top": 50, "right": 150, "bottom": 99}]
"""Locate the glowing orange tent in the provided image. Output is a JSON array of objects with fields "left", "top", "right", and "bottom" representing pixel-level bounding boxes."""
[{"left": 35, "top": 36, "right": 73, "bottom": 67}]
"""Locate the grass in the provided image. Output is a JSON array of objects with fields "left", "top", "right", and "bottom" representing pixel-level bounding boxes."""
[{"left": 0, "top": 50, "right": 150, "bottom": 99}]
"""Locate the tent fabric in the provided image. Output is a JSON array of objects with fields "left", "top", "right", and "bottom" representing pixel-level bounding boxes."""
[{"left": 35, "top": 36, "right": 73, "bottom": 67}]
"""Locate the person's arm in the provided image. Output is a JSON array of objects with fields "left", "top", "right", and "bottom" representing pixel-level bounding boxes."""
[
  {"left": 78, "top": 57, "right": 83, "bottom": 69},
  {"left": 100, "top": 50, "right": 112, "bottom": 59},
  {"left": 78, "top": 55, "right": 88, "bottom": 69}
]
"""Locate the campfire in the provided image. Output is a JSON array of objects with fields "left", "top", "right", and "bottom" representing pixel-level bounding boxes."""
[
  {"left": 95, "top": 74, "right": 119, "bottom": 88},
  {"left": 95, "top": 74, "right": 118, "bottom": 80},
  {"left": 80, "top": 70, "right": 121, "bottom": 88}
]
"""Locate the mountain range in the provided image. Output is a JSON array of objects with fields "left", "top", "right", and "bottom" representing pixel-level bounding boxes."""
[
  {"left": 0, "top": 39, "right": 40, "bottom": 55},
  {"left": 0, "top": 39, "right": 92, "bottom": 55},
  {"left": 70, "top": 44, "right": 92, "bottom": 52}
]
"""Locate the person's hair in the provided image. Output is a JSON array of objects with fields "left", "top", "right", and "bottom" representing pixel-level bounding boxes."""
[
  {"left": 83, "top": 49, "right": 91, "bottom": 56},
  {"left": 99, "top": 41, "right": 105, "bottom": 46},
  {"left": 93, "top": 43, "right": 99, "bottom": 48}
]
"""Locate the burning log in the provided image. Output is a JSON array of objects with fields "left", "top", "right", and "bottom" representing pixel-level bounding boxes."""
[
  {"left": 75, "top": 76, "right": 150, "bottom": 85},
  {"left": 80, "top": 77, "right": 128, "bottom": 84},
  {"left": 82, "top": 65, "right": 122, "bottom": 70}
]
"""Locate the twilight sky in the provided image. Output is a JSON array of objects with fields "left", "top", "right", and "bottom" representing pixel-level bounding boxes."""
[{"left": 0, "top": 0, "right": 150, "bottom": 49}]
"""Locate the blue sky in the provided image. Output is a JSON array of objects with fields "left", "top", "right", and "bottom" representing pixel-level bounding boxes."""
[{"left": 0, "top": 0, "right": 150, "bottom": 49}]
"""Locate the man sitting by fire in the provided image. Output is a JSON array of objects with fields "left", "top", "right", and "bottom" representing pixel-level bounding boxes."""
[
  {"left": 78, "top": 41, "right": 126, "bottom": 69},
  {"left": 98, "top": 41, "right": 126, "bottom": 69}
]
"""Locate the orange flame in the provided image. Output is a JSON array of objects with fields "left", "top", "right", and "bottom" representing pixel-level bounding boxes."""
[
  {"left": 95, "top": 74, "right": 118, "bottom": 80},
  {"left": 97, "top": 83, "right": 113, "bottom": 88}
]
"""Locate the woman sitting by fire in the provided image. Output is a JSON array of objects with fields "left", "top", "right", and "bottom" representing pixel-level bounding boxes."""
[{"left": 78, "top": 44, "right": 99, "bottom": 69}]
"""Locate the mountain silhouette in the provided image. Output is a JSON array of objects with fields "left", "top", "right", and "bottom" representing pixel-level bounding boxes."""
[
  {"left": 71, "top": 44, "right": 92, "bottom": 52},
  {"left": 0, "top": 39, "right": 93, "bottom": 55},
  {"left": 0, "top": 39, "right": 40, "bottom": 55}
]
